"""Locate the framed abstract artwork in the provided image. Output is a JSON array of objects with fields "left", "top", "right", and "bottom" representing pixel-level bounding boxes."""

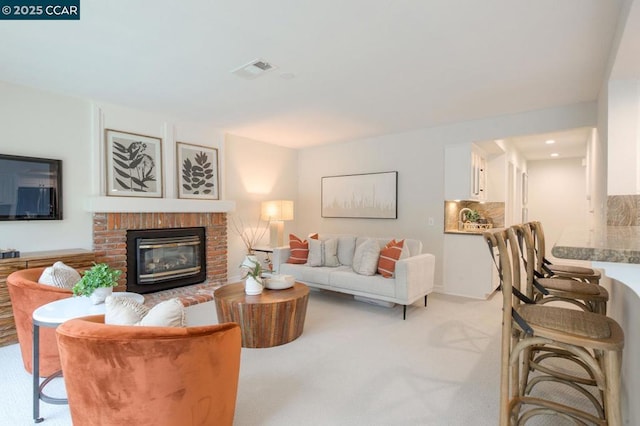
[
  {"left": 176, "top": 142, "right": 219, "bottom": 200},
  {"left": 321, "top": 171, "right": 398, "bottom": 219},
  {"left": 105, "top": 129, "right": 163, "bottom": 198}
]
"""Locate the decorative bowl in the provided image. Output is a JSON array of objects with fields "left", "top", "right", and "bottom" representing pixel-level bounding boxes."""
[{"left": 264, "top": 274, "right": 295, "bottom": 290}]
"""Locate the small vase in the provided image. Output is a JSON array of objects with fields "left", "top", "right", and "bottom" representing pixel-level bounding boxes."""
[
  {"left": 89, "top": 287, "right": 113, "bottom": 305},
  {"left": 245, "top": 276, "right": 263, "bottom": 295}
]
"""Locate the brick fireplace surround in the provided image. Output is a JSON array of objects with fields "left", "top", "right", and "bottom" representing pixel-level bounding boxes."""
[{"left": 92, "top": 212, "right": 228, "bottom": 300}]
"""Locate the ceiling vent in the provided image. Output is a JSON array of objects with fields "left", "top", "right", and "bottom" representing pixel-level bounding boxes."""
[{"left": 231, "top": 59, "right": 277, "bottom": 80}]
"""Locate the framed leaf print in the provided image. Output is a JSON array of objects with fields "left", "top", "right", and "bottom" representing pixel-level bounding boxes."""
[
  {"left": 105, "top": 129, "right": 163, "bottom": 198},
  {"left": 176, "top": 142, "right": 219, "bottom": 200}
]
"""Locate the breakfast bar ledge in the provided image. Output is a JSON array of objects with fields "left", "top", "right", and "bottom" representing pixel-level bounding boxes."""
[{"left": 552, "top": 225, "right": 640, "bottom": 425}]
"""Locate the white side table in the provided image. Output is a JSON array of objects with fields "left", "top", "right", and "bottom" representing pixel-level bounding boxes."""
[{"left": 31, "top": 292, "right": 144, "bottom": 423}]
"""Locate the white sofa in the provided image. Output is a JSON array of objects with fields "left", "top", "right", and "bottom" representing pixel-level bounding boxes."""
[{"left": 271, "top": 234, "right": 435, "bottom": 319}]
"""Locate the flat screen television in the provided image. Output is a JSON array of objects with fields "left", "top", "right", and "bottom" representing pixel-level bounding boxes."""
[{"left": 0, "top": 154, "right": 62, "bottom": 221}]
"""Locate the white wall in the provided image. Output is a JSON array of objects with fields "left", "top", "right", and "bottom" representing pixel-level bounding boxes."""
[
  {"left": 297, "top": 102, "right": 598, "bottom": 287},
  {"left": 91, "top": 102, "right": 224, "bottom": 200},
  {"left": 224, "top": 133, "right": 298, "bottom": 281},
  {"left": 0, "top": 81, "right": 229, "bottom": 255},
  {"left": 0, "top": 81, "right": 94, "bottom": 252},
  {"left": 297, "top": 130, "right": 445, "bottom": 269},
  {"left": 0, "top": 79, "right": 599, "bottom": 287},
  {"left": 585, "top": 127, "right": 606, "bottom": 228},
  {"left": 596, "top": 74, "right": 610, "bottom": 227},
  {"left": 496, "top": 140, "right": 528, "bottom": 226},
  {"left": 527, "top": 157, "right": 589, "bottom": 262},
  {"left": 607, "top": 79, "right": 640, "bottom": 195}
]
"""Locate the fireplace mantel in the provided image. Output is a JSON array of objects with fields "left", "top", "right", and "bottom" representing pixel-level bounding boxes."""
[{"left": 85, "top": 196, "right": 235, "bottom": 213}]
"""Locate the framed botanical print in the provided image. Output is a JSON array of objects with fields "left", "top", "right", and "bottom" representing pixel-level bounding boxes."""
[
  {"left": 105, "top": 129, "right": 163, "bottom": 198},
  {"left": 176, "top": 142, "right": 219, "bottom": 200}
]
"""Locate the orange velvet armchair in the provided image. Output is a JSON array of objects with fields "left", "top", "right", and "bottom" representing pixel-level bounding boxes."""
[
  {"left": 7, "top": 267, "right": 73, "bottom": 377},
  {"left": 56, "top": 315, "right": 242, "bottom": 426}
]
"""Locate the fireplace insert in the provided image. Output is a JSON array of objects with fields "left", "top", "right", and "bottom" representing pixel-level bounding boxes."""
[{"left": 126, "top": 227, "right": 206, "bottom": 294}]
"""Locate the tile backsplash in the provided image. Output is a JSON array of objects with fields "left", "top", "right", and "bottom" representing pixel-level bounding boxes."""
[
  {"left": 607, "top": 195, "right": 640, "bottom": 225},
  {"left": 444, "top": 200, "right": 505, "bottom": 232}
]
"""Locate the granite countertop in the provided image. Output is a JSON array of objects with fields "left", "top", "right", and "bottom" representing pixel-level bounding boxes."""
[
  {"left": 551, "top": 226, "right": 640, "bottom": 264},
  {"left": 444, "top": 230, "right": 486, "bottom": 235},
  {"left": 444, "top": 227, "right": 505, "bottom": 235}
]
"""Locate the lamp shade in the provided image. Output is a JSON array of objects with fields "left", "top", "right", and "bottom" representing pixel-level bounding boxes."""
[{"left": 261, "top": 200, "right": 294, "bottom": 221}]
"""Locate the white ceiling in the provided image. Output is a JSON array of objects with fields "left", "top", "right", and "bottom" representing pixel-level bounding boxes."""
[
  {"left": 0, "top": 0, "right": 626, "bottom": 151},
  {"left": 507, "top": 127, "right": 592, "bottom": 161}
]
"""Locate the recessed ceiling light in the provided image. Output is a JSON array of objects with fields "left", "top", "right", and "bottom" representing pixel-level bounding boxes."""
[
  {"left": 550, "top": 153, "right": 559, "bottom": 157},
  {"left": 545, "top": 139, "right": 555, "bottom": 145}
]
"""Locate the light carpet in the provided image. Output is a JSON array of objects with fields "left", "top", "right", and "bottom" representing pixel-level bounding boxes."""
[{"left": 1, "top": 290, "right": 507, "bottom": 425}]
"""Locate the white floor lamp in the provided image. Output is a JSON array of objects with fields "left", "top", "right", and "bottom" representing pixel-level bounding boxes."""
[{"left": 261, "top": 200, "right": 294, "bottom": 248}]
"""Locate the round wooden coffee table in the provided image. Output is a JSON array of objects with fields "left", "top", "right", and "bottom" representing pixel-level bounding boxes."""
[{"left": 214, "top": 282, "right": 309, "bottom": 348}]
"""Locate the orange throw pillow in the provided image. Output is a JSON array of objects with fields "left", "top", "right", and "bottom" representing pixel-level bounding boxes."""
[
  {"left": 377, "top": 239, "right": 404, "bottom": 278},
  {"left": 287, "top": 234, "right": 318, "bottom": 264}
]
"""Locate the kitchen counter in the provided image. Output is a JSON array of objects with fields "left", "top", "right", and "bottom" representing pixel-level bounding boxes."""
[
  {"left": 444, "top": 227, "right": 504, "bottom": 235},
  {"left": 551, "top": 226, "right": 640, "bottom": 264},
  {"left": 553, "top": 225, "right": 640, "bottom": 424},
  {"left": 444, "top": 230, "right": 486, "bottom": 235}
]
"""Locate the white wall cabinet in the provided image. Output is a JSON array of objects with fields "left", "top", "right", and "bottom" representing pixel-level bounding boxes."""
[
  {"left": 442, "top": 234, "right": 499, "bottom": 299},
  {"left": 444, "top": 142, "right": 488, "bottom": 201}
]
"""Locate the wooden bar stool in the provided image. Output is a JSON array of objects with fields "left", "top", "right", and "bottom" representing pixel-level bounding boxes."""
[
  {"left": 528, "top": 221, "right": 601, "bottom": 284},
  {"left": 484, "top": 229, "right": 624, "bottom": 425},
  {"left": 513, "top": 224, "right": 609, "bottom": 315}
]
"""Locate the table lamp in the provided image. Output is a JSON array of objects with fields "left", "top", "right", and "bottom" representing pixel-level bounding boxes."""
[{"left": 261, "top": 200, "right": 294, "bottom": 248}]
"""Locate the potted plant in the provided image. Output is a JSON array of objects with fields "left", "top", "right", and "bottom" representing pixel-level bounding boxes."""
[
  {"left": 72, "top": 263, "right": 123, "bottom": 304},
  {"left": 240, "top": 255, "right": 263, "bottom": 295},
  {"left": 465, "top": 209, "right": 481, "bottom": 223}
]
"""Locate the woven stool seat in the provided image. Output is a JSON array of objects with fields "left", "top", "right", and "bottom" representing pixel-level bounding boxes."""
[
  {"left": 537, "top": 277, "right": 603, "bottom": 296},
  {"left": 548, "top": 264, "right": 601, "bottom": 277},
  {"left": 519, "top": 305, "right": 622, "bottom": 342},
  {"left": 548, "top": 264, "right": 601, "bottom": 283}
]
